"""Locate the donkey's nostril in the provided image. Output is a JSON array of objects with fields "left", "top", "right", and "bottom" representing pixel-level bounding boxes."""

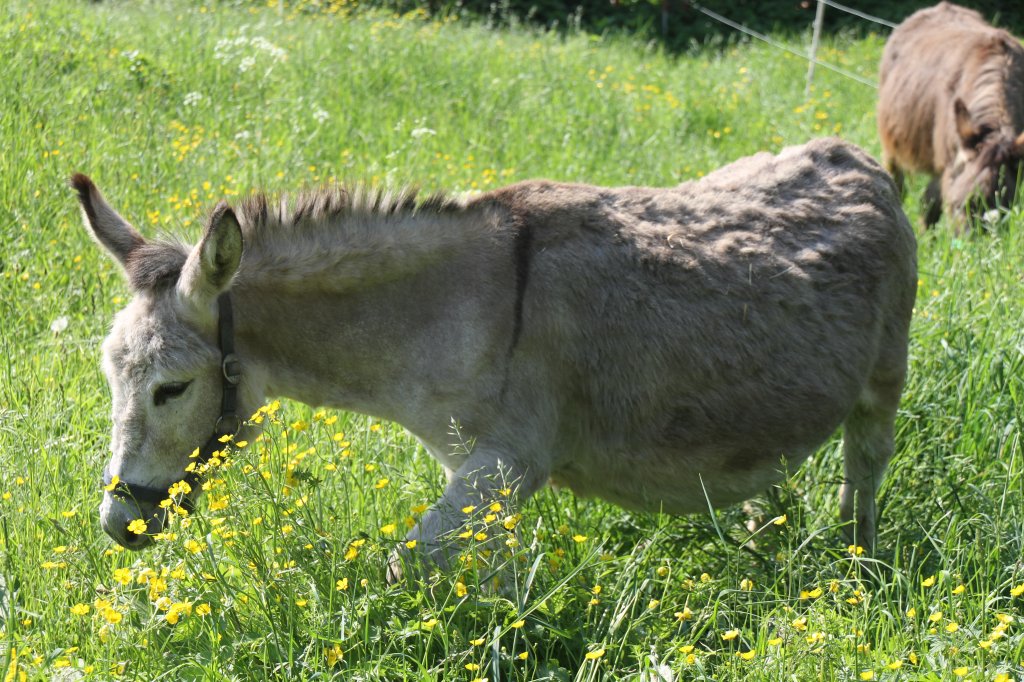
[{"left": 121, "top": 529, "right": 153, "bottom": 550}]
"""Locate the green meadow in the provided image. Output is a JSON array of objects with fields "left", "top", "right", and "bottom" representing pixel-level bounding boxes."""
[{"left": 1, "top": 0, "right": 1023, "bottom": 679}]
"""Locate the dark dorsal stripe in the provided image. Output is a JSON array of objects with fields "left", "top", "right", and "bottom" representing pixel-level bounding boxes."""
[{"left": 508, "top": 220, "right": 534, "bottom": 355}]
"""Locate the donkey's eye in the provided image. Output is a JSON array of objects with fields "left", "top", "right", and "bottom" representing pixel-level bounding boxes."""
[{"left": 154, "top": 381, "right": 192, "bottom": 406}]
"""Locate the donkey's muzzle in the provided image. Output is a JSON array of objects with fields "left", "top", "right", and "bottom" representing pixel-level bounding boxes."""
[{"left": 99, "top": 492, "right": 167, "bottom": 550}]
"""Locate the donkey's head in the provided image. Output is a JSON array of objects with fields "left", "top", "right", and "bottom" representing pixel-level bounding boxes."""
[
  {"left": 73, "top": 175, "right": 246, "bottom": 549},
  {"left": 944, "top": 98, "right": 1024, "bottom": 225}
]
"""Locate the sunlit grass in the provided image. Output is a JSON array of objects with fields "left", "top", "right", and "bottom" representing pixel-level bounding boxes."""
[{"left": 2, "top": 0, "right": 1023, "bottom": 679}]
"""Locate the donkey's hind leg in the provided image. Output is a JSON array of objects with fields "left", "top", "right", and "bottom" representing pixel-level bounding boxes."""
[{"left": 839, "top": 375, "right": 903, "bottom": 550}]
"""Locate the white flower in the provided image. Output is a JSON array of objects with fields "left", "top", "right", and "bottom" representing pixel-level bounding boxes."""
[
  {"left": 410, "top": 127, "right": 436, "bottom": 139},
  {"left": 50, "top": 316, "right": 69, "bottom": 334},
  {"left": 313, "top": 108, "right": 330, "bottom": 124}
]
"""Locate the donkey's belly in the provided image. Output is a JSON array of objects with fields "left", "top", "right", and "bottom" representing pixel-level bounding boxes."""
[{"left": 550, "top": 444, "right": 814, "bottom": 514}]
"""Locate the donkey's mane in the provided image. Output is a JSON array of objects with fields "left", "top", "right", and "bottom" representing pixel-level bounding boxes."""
[
  {"left": 235, "top": 184, "right": 462, "bottom": 236},
  {"left": 128, "top": 184, "right": 470, "bottom": 293},
  {"left": 965, "top": 33, "right": 1024, "bottom": 135}
]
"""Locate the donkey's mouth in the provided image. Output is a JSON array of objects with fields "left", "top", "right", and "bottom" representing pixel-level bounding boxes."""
[{"left": 99, "top": 493, "right": 169, "bottom": 550}]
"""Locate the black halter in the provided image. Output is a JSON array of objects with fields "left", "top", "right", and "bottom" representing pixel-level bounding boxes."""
[{"left": 102, "top": 293, "right": 242, "bottom": 509}]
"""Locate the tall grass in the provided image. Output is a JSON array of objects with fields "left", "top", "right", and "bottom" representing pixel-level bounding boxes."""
[{"left": 1, "top": 1, "right": 1022, "bottom": 679}]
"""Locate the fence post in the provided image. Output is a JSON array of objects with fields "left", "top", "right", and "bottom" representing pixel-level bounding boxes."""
[{"left": 806, "top": 0, "right": 826, "bottom": 97}]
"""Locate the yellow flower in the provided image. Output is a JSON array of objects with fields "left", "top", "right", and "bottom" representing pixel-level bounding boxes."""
[
  {"left": 906, "top": 607, "right": 917, "bottom": 618},
  {"left": 102, "top": 607, "right": 123, "bottom": 624},
  {"left": 722, "top": 629, "right": 740, "bottom": 641},
  {"left": 167, "top": 480, "right": 192, "bottom": 497},
  {"left": 922, "top": 575, "right": 936, "bottom": 588},
  {"left": 127, "top": 519, "right": 147, "bottom": 535},
  {"left": 994, "top": 674, "right": 1010, "bottom": 682},
  {"left": 344, "top": 545, "right": 359, "bottom": 561},
  {"left": 740, "top": 578, "right": 754, "bottom": 591},
  {"left": 736, "top": 650, "right": 755, "bottom": 661},
  {"left": 928, "top": 610, "right": 943, "bottom": 623},
  {"left": 572, "top": 534, "right": 588, "bottom": 543},
  {"left": 805, "top": 631, "right": 825, "bottom": 645},
  {"left": 952, "top": 667, "right": 968, "bottom": 677},
  {"left": 461, "top": 505, "right": 476, "bottom": 514},
  {"left": 112, "top": 568, "right": 132, "bottom": 585},
  {"left": 1011, "top": 583, "right": 1024, "bottom": 598},
  {"left": 945, "top": 622, "right": 959, "bottom": 633},
  {"left": 470, "top": 638, "right": 485, "bottom": 646},
  {"left": 374, "top": 478, "right": 389, "bottom": 489},
  {"left": 184, "top": 539, "right": 203, "bottom": 554},
  {"left": 336, "top": 578, "right": 349, "bottom": 591},
  {"left": 847, "top": 544, "right": 865, "bottom": 556},
  {"left": 800, "top": 587, "right": 823, "bottom": 600},
  {"left": 767, "top": 637, "right": 783, "bottom": 646},
  {"left": 584, "top": 648, "right": 605, "bottom": 660},
  {"left": 675, "top": 607, "right": 693, "bottom": 621},
  {"left": 516, "top": 651, "right": 528, "bottom": 660},
  {"left": 70, "top": 603, "right": 90, "bottom": 616},
  {"left": 421, "top": 618, "right": 438, "bottom": 630},
  {"left": 952, "top": 584, "right": 965, "bottom": 595},
  {"left": 195, "top": 604, "right": 212, "bottom": 616},
  {"left": 379, "top": 523, "right": 397, "bottom": 535},
  {"left": 773, "top": 514, "right": 787, "bottom": 525},
  {"left": 103, "top": 475, "right": 120, "bottom": 492},
  {"left": 886, "top": 660, "right": 903, "bottom": 670},
  {"left": 859, "top": 672, "right": 874, "bottom": 681},
  {"left": 647, "top": 599, "right": 660, "bottom": 610},
  {"left": 791, "top": 617, "right": 808, "bottom": 631},
  {"left": 326, "top": 644, "right": 343, "bottom": 667},
  {"left": 456, "top": 581, "right": 467, "bottom": 598},
  {"left": 405, "top": 539, "right": 417, "bottom": 549},
  {"left": 510, "top": 619, "right": 525, "bottom": 629}
]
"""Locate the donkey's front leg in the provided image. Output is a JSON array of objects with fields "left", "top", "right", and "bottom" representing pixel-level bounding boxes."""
[{"left": 387, "top": 447, "right": 548, "bottom": 584}]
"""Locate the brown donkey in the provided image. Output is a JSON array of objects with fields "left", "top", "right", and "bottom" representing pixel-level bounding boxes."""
[
  {"left": 75, "top": 138, "right": 916, "bottom": 579},
  {"left": 878, "top": 2, "right": 1024, "bottom": 228}
]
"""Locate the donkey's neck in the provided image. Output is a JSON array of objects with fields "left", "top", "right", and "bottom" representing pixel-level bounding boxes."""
[
  {"left": 229, "top": 202, "right": 516, "bottom": 445},
  {"left": 232, "top": 191, "right": 491, "bottom": 294}
]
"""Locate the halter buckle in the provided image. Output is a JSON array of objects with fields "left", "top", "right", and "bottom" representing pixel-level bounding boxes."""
[
  {"left": 222, "top": 353, "right": 242, "bottom": 385},
  {"left": 215, "top": 413, "right": 243, "bottom": 438}
]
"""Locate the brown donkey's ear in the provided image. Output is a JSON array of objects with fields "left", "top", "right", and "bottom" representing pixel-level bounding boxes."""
[
  {"left": 177, "top": 201, "right": 243, "bottom": 308},
  {"left": 70, "top": 174, "right": 146, "bottom": 268}
]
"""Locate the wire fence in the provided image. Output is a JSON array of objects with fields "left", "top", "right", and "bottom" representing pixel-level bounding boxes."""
[{"left": 685, "top": 0, "right": 899, "bottom": 91}]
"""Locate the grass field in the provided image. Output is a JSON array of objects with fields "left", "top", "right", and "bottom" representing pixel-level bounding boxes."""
[{"left": 2, "top": 0, "right": 1023, "bottom": 679}]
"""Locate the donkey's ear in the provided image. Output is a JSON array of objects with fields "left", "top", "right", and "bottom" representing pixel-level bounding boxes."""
[
  {"left": 70, "top": 173, "right": 145, "bottom": 268},
  {"left": 954, "top": 98, "right": 981, "bottom": 148},
  {"left": 177, "top": 201, "right": 243, "bottom": 307}
]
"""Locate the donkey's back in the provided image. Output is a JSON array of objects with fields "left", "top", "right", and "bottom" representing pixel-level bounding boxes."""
[{"left": 484, "top": 137, "right": 916, "bottom": 543}]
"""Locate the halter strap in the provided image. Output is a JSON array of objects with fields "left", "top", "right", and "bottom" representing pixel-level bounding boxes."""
[{"left": 102, "top": 293, "right": 242, "bottom": 509}]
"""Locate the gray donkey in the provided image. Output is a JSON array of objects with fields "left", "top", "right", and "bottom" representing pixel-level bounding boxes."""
[{"left": 75, "top": 137, "right": 916, "bottom": 579}]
